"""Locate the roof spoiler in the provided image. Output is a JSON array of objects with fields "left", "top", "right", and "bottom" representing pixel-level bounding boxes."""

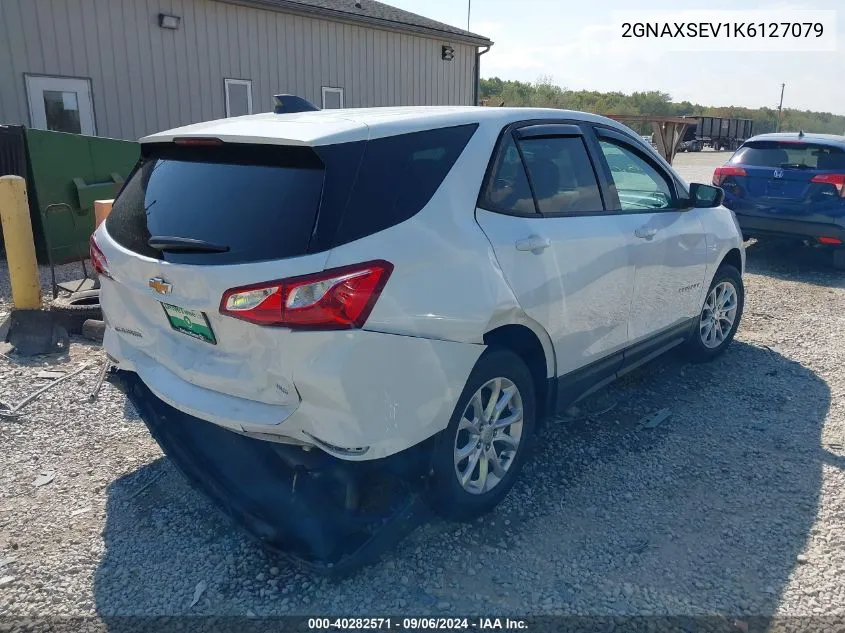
[{"left": 273, "top": 94, "right": 320, "bottom": 114}]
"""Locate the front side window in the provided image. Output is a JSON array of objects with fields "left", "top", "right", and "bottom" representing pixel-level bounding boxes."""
[
  {"left": 598, "top": 140, "right": 673, "bottom": 210},
  {"left": 520, "top": 136, "right": 604, "bottom": 214}
]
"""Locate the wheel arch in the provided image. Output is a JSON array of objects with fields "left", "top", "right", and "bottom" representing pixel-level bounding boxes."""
[
  {"left": 720, "top": 247, "right": 744, "bottom": 275},
  {"left": 482, "top": 321, "right": 555, "bottom": 423}
]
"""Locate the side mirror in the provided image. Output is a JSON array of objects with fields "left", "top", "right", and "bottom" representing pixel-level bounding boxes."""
[{"left": 688, "top": 182, "right": 724, "bottom": 208}]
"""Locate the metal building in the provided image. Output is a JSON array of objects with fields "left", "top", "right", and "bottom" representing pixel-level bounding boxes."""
[{"left": 0, "top": 0, "right": 492, "bottom": 141}]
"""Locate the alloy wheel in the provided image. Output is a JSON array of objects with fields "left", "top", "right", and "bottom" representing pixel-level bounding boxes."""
[
  {"left": 699, "top": 281, "right": 738, "bottom": 349},
  {"left": 453, "top": 377, "right": 524, "bottom": 495}
]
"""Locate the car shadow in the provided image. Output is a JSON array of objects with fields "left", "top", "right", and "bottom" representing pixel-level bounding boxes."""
[
  {"left": 92, "top": 340, "right": 832, "bottom": 619},
  {"left": 745, "top": 239, "right": 845, "bottom": 288},
  {"left": 473, "top": 339, "right": 832, "bottom": 614}
]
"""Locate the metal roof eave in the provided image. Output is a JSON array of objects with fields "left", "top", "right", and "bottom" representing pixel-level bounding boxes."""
[{"left": 218, "top": 0, "right": 494, "bottom": 47}]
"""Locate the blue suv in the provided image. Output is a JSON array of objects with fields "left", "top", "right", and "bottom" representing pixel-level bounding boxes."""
[{"left": 714, "top": 132, "right": 845, "bottom": 269}]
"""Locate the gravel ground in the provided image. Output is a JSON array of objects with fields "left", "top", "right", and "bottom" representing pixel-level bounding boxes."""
[{"left": 1, "top": 150, "right": 844, "bottom": 620}]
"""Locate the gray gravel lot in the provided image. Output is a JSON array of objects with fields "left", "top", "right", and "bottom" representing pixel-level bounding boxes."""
[{"left": 1, "top": 150, "right": 845, "bottom": 620}]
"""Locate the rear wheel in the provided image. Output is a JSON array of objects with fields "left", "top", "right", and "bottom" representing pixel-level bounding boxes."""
[
  {"left": 425, "top": 349, "right": 536, "bottom": 521},
  {"left": 684, "top": 265, "right": 744, "bottom": 362}
]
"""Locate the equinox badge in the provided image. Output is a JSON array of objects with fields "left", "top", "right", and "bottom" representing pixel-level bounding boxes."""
[{"left": 149, "top": 277, "right": 173, "bottom": 295}]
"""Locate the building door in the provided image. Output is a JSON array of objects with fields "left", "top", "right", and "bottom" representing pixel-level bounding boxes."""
[{"left": 25, "top": 75, "right": 96, "bottom": 135}]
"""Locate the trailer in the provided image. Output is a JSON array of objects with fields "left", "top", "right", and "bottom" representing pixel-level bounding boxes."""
[
  {"left": 677, "top": 122, "right": 705, "bottom": 153},
  {"left": 690, "top": 116, "right": 754, "bottom": 151},
  {"left": 605, "top": 115, "right": 693, "bottom": 164}
]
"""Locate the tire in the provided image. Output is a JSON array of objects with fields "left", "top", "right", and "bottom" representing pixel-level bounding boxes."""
[
  {"left": 424, "top": 348, "right": 536, "bottom": 521},
  {"left": 684, "top": 264, "right": 744, "bottom": 363},
  {"left": 833, "top": 250, "right": 845, "bottom": 271},
  {"left": 50, "top": 289, "right": 102, "bottom": 335}
]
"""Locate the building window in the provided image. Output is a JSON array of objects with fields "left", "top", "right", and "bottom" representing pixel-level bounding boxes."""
[
  {"left": 25, "top": 75, "right": 96, "bottom": 135},
  {"left": 321, "top": 87, "right": 344, "bottom": 109},
  {"left": 224, "top": 79, "right": 253, "bottom": 117}
]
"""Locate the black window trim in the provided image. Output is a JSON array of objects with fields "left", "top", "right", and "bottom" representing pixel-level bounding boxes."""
[
  {"left": 592, "top": 125, "right": 683, "bottom": 213},
  {"left": 515, "top": 123, "right": 584, "bottom": 140},
  {"left": 477, "top": 122, "right": 541, "bottom": 217},
  {"left": 477, "top": 119, "right": 615, "bottom": 219},
  {"left": 512, "top": 131, "right": 541, "bottom": 215}
]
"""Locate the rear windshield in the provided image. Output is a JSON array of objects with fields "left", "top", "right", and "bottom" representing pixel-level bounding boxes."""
[
  {"left": 106, "top": 143, "right": 325, "bottom": 264},
  {"left": 106, "top": 124, "right": 477, "bottom": 264},
  {"left": 731, "top": 141, "right": 845, "bottom": 170}
]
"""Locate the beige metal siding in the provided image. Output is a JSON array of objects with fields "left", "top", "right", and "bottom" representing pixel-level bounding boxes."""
[{"left": 0, "top": 0, "right": 477, "bottom": 141}]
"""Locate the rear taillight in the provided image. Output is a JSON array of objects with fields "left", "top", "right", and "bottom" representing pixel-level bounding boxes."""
[
  {"left": 818, "top": 236, "right": 842, "bottom": 245},
  {"left": 220, "top": 260, "right": 393, "bottom": 330},
  {"left": 713, "top": 166, "right": 747, "bottom": 186},
  {"left": 89, "top": 234, "right": 111, "bottom": 279},
  {"left": 811, "top": 174, "right": 845, "bottom": 198}
]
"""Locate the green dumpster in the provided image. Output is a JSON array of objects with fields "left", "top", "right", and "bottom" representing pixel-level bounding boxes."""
[{"left": 0, "top": 126, "right": 139, "bottom": 264}]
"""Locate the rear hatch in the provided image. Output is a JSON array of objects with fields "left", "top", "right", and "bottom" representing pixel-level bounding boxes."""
[
  {"left": 98, "top": 140, "right": 342, "bottom": 406},
  {"left": 716, "top": 140, "right": 845, "bottom": 218},
  {"left": 97, "top": 124, "right": 478, "bottom": 407}
]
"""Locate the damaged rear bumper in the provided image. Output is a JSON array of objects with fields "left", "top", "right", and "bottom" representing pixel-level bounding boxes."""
[{"left": 111, "top": 370, "right": 432, "bottom": 575}]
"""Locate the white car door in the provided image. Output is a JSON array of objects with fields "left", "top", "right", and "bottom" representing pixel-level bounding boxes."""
[
  {"left": 475, "top": 122, "right": 643, "bottom": 401},
  {"left": 592, "top": 128, "right": 709, "bottom": 344}
]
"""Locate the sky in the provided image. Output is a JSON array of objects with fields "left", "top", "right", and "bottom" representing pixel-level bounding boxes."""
[{"left": 388, "top": 0, "right": 845, "bottom": 115}]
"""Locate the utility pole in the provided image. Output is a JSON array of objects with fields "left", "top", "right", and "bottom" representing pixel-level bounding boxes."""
[
  {"left": 467, "top": 0, "right": 471, "bottom": 30},
  {"left": 776, "top": 83, "right": 785, "bottom": 132}
]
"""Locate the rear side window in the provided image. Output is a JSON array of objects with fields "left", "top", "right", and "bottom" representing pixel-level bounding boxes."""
[
  {"left": 731, "top": 141, "right": 845, "bottom": 170},
  {"left": 106, "top": 143, "right": 325, "bottom": 264},
  {"left": 520, "top": 136, "right": 604, "bottom": 213},
  {"left": 480, "top": 133, "right": 604, "bottom": 215},
  {"left": 332, "top": 124, "right": 478, "bottom": 246},
  {"left": 480, "top": 135, "right": 536, "bottom": 214}
]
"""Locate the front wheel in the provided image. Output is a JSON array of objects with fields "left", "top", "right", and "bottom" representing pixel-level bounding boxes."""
[
  {"left": 424, "top": 348, "right": 536, "bottom": 521},
  {"left": 684, "top": 264, "right": 744, "bottom": 362}
]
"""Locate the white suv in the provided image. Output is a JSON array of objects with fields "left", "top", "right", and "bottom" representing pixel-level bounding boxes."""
[{"left": 95, "top": 107, "right": 744, "bottom": 526}]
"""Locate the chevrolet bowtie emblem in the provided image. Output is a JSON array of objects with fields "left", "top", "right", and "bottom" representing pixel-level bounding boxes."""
[{"left": 149, "top": 277, "right": 173, "bottom": 295}]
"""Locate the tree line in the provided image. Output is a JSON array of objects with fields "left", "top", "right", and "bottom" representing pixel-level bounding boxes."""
[{"left": 480, "top": 77, "right": 845, "bottom": 136}]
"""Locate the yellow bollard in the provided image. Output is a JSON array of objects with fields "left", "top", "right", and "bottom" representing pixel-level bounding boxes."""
[{"left": 0, "top": 175, "right": 42, "bottom": 310}]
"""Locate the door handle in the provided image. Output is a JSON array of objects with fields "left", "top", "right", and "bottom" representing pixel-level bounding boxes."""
[
  {"left": 515, "top": 235, "right": 552, "bottom": 253},
  {"left": 634, "top": 226, "right": 658, "bottom": 240}
]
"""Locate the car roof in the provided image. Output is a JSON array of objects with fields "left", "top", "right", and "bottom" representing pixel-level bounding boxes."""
[
  {"left": 745, "top": 132, "right": 845, "bottom": 149},
  {"left": 140, "top": 106, "right": 638, "bottom": 147}
]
